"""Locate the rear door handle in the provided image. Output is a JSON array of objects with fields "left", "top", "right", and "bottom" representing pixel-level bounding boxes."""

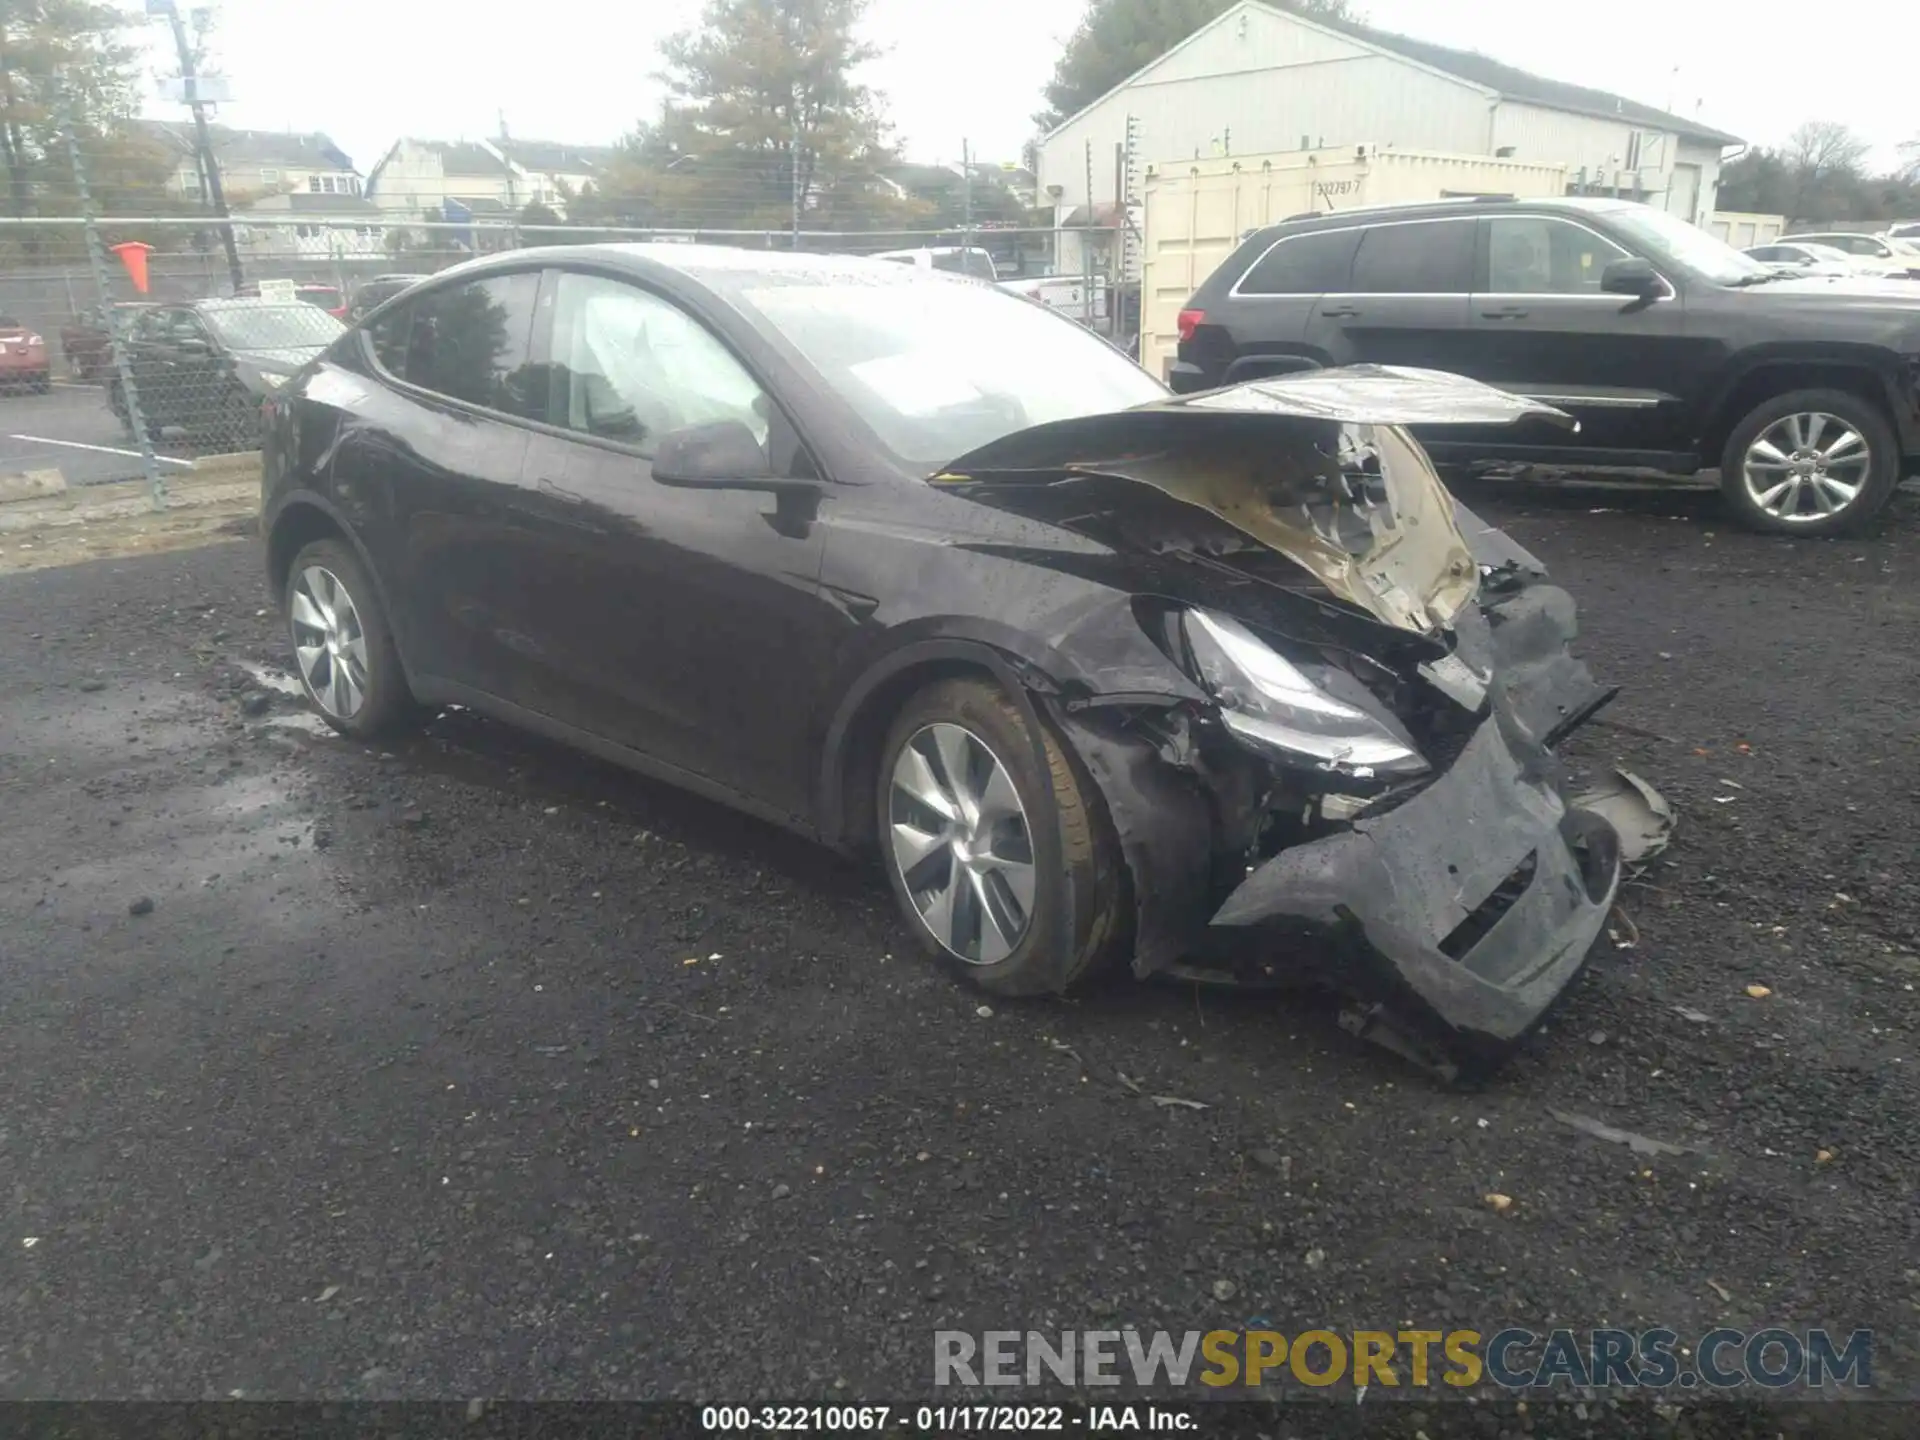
[
  {"left": 1480, "top": 305, "right": 1530, "bottom": 319},
  {"left": 1320, "top": 303, "right": 1362, "bottom": 319}
]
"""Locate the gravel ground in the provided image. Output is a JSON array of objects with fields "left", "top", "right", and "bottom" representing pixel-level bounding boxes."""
[{"left": 0, "top": 480, "right": 1914, "bottom": 1431}]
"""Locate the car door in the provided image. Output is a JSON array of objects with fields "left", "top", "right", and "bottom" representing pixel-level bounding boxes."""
[
  {"left": 508, "top": 269, "right": 834, "bottom": 817},
  {"left": 123, "top": 307, "right": 184, "bottom": 429},
  {"left": 168, "top": 310, "right": 233, "bottom": 435},
  {"left": 1320, "top": 216, "right": 1478, "bottom": 371},
  {"left": 328, "top": 268, "right": 545, "bottom": 697},
  {"left": 1453, "top": 213, "right": 1697, "bottom": 456}
]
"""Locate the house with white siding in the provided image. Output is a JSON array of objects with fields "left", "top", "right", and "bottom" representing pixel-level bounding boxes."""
[{"left": 1038, "top": 1, "right": 1740, "bottom": 227}]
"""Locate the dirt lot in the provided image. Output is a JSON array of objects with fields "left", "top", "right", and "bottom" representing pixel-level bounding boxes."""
[{"left": 0, "top": 479, "right": 1914, "bottom": 1430}]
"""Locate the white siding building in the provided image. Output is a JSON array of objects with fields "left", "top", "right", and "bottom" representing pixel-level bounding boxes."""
[{"left": 1038, "top": 1, "right": 1739, "bottom": 226}]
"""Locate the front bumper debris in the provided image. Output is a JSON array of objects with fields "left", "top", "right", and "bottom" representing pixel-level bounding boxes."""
[{"left": 1200, "top": 716, "right": 1621, "bottom": 1076}]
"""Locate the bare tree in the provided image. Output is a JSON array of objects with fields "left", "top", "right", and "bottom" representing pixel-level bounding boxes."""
[
  {"left": 1899, "top": 137, "right": 1920, "bottom": 186},
  {"left": 1783, "top": 120, "right": 1870, "bottom": 180}
]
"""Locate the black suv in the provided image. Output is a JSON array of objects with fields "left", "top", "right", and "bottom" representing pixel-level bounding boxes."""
[{"left": 1172, "top": 196, "right": 1920, "bottom": 535}]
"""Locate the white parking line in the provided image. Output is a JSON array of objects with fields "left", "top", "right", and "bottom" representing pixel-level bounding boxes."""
[{"left": 5, "top": 434, "right": 195, "bottom": 466}]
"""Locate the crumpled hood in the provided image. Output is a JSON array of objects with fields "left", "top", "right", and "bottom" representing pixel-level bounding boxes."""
[{"left": 932, "top": 365, "right": 1573, "bottom": 636}]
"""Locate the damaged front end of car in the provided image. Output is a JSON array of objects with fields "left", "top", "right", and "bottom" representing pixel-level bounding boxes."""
[{"left": 933, "top": 365, "right": 1626, "bottom": 1079}]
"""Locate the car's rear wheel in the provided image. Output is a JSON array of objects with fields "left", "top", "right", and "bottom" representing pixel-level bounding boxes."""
[
  {"left": 284, "top": 538, "right": 417, "bottom": 739},
  {"left": 1719, "top": 389, "right": 1898, "bottom": 536},
  {"left": 876, "top": 675, "right": 1126, "bottom": 997}
]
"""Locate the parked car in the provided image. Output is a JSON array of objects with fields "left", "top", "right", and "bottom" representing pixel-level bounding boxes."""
[
  {"left": 873, "top": 245, "right": 1110, "bottom": 328},
  {"left": 1777, "top": 231, "right": 1920, "bottom": 279},
  {"left": 346, "top": 273, "right": 430, "bottom": 323},
  {"left": 1742, "top": 240, "right": 1887, "bottom": 279},
  {"left": 235, "top": 281, "right": 349, "bottom": 318},
  {"left": 109, "top": 298, "right": 345, "bottom": 450},
  {"left": 1171, "top": 196, "right": 1920, "bottom": 535},
  {"left": 260, "top": 245, "right": 1628, "bottom": 1077},
  {"left": 58, "top": 302, "right": 155, "bottom": 382},
  {"left": 0, "top": 314, "right": 50, "bottom": 392}
]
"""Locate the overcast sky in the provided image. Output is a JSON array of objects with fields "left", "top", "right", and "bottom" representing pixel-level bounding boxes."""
[{"left": 145, "top": 0, "right": 1915, "bottom": 176}]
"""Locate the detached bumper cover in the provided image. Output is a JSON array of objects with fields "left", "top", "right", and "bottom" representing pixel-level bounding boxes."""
[{"left": 1201, "top": 717, "right": 1621, "bottom": 1061}]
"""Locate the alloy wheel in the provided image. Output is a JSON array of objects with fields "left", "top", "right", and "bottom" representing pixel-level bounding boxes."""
[
  {"left": 290, "top": 565, "right": 371, "bottom": 720},
  {"left": 887, "top": 722, "right": 1039, "bottom": 965},
  {"left": 1741, "top": 412, "right": 1872, "bottom": 523}
]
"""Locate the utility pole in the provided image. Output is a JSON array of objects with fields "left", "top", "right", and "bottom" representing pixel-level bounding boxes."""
[
  {"left": 790, "top": 117, "right": 802, "bottom": 251},
  {"left": 499, "top": 111, "right": 519, "bottom": 249},
  {"left": 151, "top": 0, "right": 242, "bottom": 292},
  {"left": 961, "top": 136, "right": 973, "bottom": 241}
]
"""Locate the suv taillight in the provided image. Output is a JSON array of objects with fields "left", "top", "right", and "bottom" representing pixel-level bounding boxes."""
[{"left": 1177, "top": 308, "right": 1205, "bottom": 344}]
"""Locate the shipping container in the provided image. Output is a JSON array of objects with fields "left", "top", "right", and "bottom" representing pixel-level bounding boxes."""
[
  {"left": 1138, "top": 146, "right": 1568, "bottom": 382},
  {"left": 1707, "top": 211, "right": 1785, "bottom": 249}
]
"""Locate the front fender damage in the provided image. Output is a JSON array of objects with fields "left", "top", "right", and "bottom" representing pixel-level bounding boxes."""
[{"left": 1028, "top": 568, "right": 1625, "bottom": 1080}]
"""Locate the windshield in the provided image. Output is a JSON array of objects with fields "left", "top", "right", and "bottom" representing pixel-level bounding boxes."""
[
  {"left": 1605, "top": 206, "right": 1773, "bottom": 285},
  {"left": 739, "top": 276, "right": 1165, "bottom": 467},
  {"left": 202, "top": 303, "right": 346, "bottom": 352},
  {"left": 1885, "top": 236, "right": 1920, "bottom": 259}
]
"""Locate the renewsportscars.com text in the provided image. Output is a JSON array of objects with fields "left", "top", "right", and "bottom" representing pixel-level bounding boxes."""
[{"left": 934, "top": 1327, "right": 1874, "bottom": 1391}]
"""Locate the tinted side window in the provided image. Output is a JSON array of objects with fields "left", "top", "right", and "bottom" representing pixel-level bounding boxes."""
[
  {"left": 367, "top": 302, "right": 413, "bottom": 377},
  {"left": 1350, "top": 220, "right": 1475, "bottom": 293},
  {"left": 541, "top": 271, "right": 769, "bottom": 458},
  {"left": 1236, "top": 229, "right": 1356, "bottom": 295},
  {"left": 1486, "top": 217, "right": 1628, "bottom": 294},
  {"left": 398, "top": 273, "right": 542, "bottom": 417}
]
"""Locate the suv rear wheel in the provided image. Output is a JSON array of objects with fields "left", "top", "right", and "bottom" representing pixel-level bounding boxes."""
[{"left": 1719, "top": 388, "right": 1898, "bottom": 536}]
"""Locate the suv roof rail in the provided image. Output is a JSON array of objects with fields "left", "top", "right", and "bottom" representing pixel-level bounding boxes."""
[{"left": 1275, "top": 193, "right": 1519, "bottom": 225}]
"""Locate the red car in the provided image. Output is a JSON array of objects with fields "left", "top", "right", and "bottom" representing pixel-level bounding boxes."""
[{"left": 0, "top": 315, "right": 50, "bottom": 393}]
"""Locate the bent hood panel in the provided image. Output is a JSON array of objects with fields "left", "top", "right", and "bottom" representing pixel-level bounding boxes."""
[{"left": 934, "top": 367, "right": 1571, "bottom": 636}]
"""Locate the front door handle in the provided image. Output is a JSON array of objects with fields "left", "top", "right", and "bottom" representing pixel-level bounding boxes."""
[{"left": 1480, "top": 305, "right": 1530, "bottom": 319}]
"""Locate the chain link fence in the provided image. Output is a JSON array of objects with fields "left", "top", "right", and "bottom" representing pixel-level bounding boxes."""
[{"left": 0, "top": 209, "right": 1134, "bottom": 500}]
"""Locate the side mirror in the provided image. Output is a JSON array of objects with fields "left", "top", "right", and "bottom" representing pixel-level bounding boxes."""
[
  {"left": 651, "top": 418, "right": 780, "bottom": 487},
  {"left": 1600, "top": 257, "right": 1665, "bottom": 299}
]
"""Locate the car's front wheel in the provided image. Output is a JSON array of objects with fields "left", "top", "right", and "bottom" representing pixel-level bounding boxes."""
[
  {"left": 284, "top": 538, "right": 417, "bottom": 739},
  {"left": 1719, "top": 389, "right": 1899, "bottom": 536},
  {"left": 876, "top": 675, "right": 1127, "bottom": 997}
]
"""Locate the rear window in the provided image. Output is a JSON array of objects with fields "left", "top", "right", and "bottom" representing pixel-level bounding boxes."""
[
  {"left": 1350, "top": 219, "right": 1475, "bottom": 293},
  {"left": 1235, "top": 229, "right": 1356, "bottom": 296}
]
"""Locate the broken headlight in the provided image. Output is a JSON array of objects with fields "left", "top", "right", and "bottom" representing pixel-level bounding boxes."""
[{"left": 1181, "top": 609, "right": 1428, "bottom": 777}]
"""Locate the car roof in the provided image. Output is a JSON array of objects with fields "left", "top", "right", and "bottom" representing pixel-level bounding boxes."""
[
  {"left": 193, "top": 296, "right": 331, "bottom": 312},
  {"left": 442, "top": 241, "right": 991, "bottom": 293},
  {"left": 1251, "top": 194, "right": 1638, "bottom": 236}
]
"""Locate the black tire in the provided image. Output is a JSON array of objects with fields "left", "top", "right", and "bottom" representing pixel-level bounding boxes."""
[
  {"left": 876, "top": 675, "right": 1127, "bottom": 998},
  {"left": 107, "top": 382, "right": 147, "bottom": 442},
  {"left": 282, "top": 537, "right": 418, "bottom": 740},
  {"left": 1718, "top": 388, "right": 1899, "bottom": 537}
]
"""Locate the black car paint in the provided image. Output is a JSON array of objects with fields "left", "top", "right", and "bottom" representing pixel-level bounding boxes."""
[
  {"left": 1174, "top": 198, "right": 1920, "bottom": 472},
  {"left": 264, "top": 246, "right": 1624, "bottom": 1073},
  {"left": 117, "top": 303, "right": 333, "bottom": 439}
]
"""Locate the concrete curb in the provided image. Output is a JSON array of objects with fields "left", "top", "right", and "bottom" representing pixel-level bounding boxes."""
[{"left": 0, "top": 452, "right": 261, "bottom": 535}]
